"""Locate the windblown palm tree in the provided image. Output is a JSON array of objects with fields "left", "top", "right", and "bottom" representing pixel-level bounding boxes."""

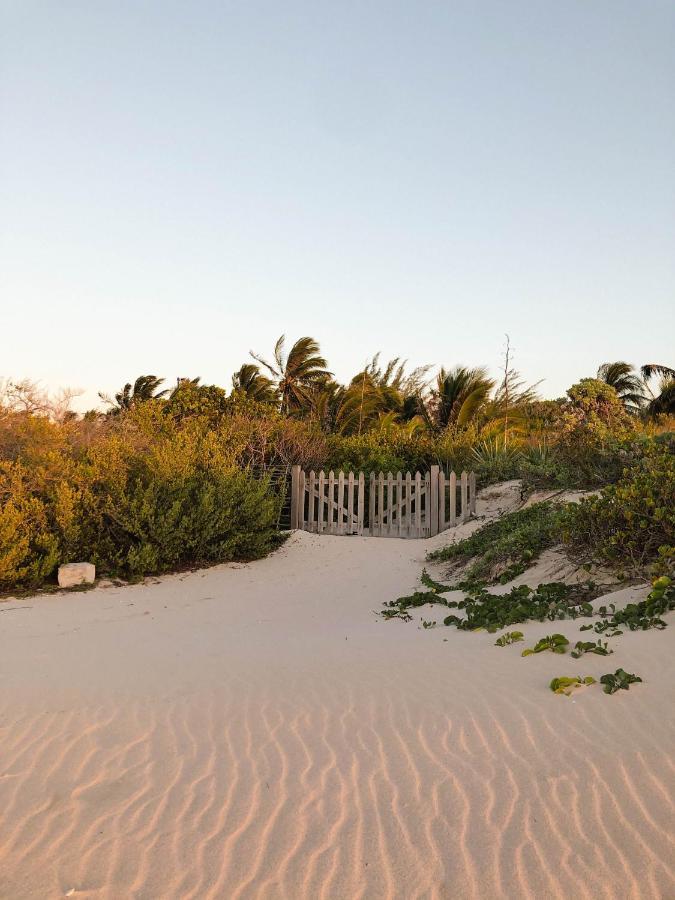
[
  {"left": 231, "top": 364, "right": 278, "bottom": 404},
  {"left": 641, "top": 363, "right": 675, "bottom": 416},
  {"left": 99, "top": 375, "right": 168, "bottom": 413},
  {"left": 431, "top": 366, "right": 496, "bottom": 429},
  {"left": 596, "top": 362, "right": 646, "bottom": 412},
  {"left": 250, "top": 335, "right": 331, "bottom": 415}
]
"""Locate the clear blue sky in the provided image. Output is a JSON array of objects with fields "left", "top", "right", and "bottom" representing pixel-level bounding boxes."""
[{"left": 1, "top": 0, "right": 674, "bottom": 409}]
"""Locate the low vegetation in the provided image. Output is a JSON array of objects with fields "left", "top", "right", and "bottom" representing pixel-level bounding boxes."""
[
  {"left": 521, "top": 634, "right": 569, "bottom": 656},
  {"left": 549, "top": 676, "right": 596, "bottom": 696},
  {"left": 600, "top": 669, "right": 643, "bottom": 694}
]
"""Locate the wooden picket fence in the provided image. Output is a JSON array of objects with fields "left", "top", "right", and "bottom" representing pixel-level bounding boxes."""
[{"left": 290, "top": 465, "right": 476, "bottom": 539}]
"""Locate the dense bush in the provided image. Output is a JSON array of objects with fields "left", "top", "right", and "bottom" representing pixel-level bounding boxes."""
[
  {"left": 560, "top": 441, "right": 675, "bottom": 574},
  {"left": 0, "top": 408, "right": 283, "bottom": 591}
]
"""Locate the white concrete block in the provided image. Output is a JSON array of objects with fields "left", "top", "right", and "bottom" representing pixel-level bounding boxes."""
[{"left": 58, "top": 562, "right": 96, "bottom": 588}]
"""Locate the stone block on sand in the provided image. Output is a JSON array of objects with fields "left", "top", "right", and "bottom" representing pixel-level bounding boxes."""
[{"left": 58, "top": 563, "right": 96, "bottom": 588}]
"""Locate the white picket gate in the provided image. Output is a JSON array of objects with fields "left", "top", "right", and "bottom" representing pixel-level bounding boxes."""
[{"left": 290, "top": 465, "right": 476, "bottom": 539}]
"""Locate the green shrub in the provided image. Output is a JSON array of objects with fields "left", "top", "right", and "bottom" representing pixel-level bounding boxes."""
[
  {"left": 0, "top": 463, "right": 60, "bottom": 589},
  {"left": 560, "top": 442, "right": 675, "bottom": 573},
  {"left": 470, "top": 439, "right": 522, "bottom": 484}
]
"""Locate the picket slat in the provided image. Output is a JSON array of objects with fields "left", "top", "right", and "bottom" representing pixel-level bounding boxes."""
[
  {"left": 358, "top": 472, "right": 365, "bottom": 534},
  {"left": 308, "top": 471, "right": 316, "bottom": 532},
  {"left": 347, "top": 472, "right": 354, "bottom": 534},
  {"left": 461, "top": 471, "right": 468, "bottom": 523},
  {"left": 299, "top": 469, "right": 306, "bottom": 529},
  {"left": 414, "top": 472, "right": 422, "bottom": 537},
  {"left": 396, "top": 472, "right": 403, "bottom": 537},
  {"left": 318, "top": 471, "right": 326, "bottom": 533},
  {"left": 438, "top": 470, "right": 446, "bottom": 532},
  {"left": 449, "top": 471, "right": 456, "bottom": 527},
  {"left": 386, "top": 472, "right": 393, "bottom": 536}
]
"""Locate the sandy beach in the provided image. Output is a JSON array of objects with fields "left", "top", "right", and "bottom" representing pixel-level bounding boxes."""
[{"left": 1, "top": 487, "right": 674, "bottom": 899}]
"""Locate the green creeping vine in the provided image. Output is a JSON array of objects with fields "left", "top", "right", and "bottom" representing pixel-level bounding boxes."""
[
  {"left": 571, "top": 639, "right": 613, "bottom": 658},
  {"left": 383, "top": 581, "right": 597, "bottom": 633},
  {"left": 550, "top": 676, "right": 596, "bottom": 696},
  {"left": 600, "top": 669, "right": 643, "bottom": 694},
  {"left": 494, "top": 631, "right": 524, "bottom": 647},
  {"left": 582, "top": 577, "right": 675, "bottom": 635},
  {"left": 521, "top": 634, "right": 569, "bottom": 656}
]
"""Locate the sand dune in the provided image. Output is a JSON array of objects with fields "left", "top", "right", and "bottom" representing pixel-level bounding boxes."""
[{"left": 1, "top": 485, "right": 674, "bottom": 899}]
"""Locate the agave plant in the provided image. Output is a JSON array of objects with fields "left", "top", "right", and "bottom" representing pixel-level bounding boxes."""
[{"left": 471, "top": 438, "right": 522, "bottom": 481}]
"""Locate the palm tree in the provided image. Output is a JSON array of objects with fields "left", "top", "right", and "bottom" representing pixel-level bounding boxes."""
[
  {"left": 641, "top": 363, "right": 675, "bottom": 416},
  {"left": 99, "top": 375, "right": 168, "bottom": 413},
  {"left": 250, "top": 335, "right": 331, "bottom": 415},
  {"left": 431, "top": 366, "right": 496, "bottom": 429},
  {"left": 596, "top": 362, "right": 646, "bottom": 412},
  {"left": 231, "top": 364, "right": 278, "bottom": 404}
]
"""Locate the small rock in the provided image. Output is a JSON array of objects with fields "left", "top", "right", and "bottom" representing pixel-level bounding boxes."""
[{"left": 58, "top": 563, "right": 96, "bottom": 588}]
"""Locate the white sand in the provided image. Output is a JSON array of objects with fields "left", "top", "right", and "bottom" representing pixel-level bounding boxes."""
[{"left": 1, "top": 484, "right": 674, "bottom": 899}]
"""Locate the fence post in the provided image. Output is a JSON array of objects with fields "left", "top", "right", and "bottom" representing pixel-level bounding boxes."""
[
  {"left": 429, "top": 465, "right": 439, "bottom": 537},
  {"left": 469, "top": 472, "right": 476, "bottom": 516},
  {"left": 290, "top": 465, "right": 301, "bottom": 530}
]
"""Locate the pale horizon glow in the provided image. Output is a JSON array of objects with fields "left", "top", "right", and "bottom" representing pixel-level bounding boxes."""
[{"left": 1, "top": 1, "right": 674, "bottom": 412}]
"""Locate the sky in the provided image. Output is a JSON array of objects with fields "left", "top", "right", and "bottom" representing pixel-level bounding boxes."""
[{"left": 1, "top": 0, "right": 674, "bottom": 411}]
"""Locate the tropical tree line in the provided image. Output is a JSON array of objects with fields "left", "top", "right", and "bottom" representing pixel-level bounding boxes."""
[{"left": 90, "top": 336, "right": 674, "bottom": 436}]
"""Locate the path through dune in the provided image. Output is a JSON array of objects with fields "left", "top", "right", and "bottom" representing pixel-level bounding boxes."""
[{"left": 1, "top": 487, "right": 674, "bottom": 899}]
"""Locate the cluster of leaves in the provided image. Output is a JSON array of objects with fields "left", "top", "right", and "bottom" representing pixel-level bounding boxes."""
[
  {"left": 549, "top": 676, "right": 596, "bottom": 696},
  {"left": 383, "top": 580, "right": 598, "bottom": 633},
  {"left": 579, "top": 577, "right": 675, "bottom": 634},
  {"left": 427, "top": 502, "right": 566, "bottom": 587},
  {"left": 521, "top": 634, "right": 569, "bottom": 656},
  {"left": 571, "top": 639, "right": 612, "bottom": 659},
  {"left": 600, "top": 669, "right": 643, "bottom": 694},
  {"left": 494, "top": 631, "right": 524, "bottom": 646}
]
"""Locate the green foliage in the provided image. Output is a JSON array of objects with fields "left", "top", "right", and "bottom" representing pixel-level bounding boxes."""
[
  {"left": 600, "top": 669, "right": 643, "bottom": 694},
  {"left": 554, "top": 379, "right": 638, "bottom": 486},
  {"left": 560, "top": 442, "right": 675, "bottom": 572},
  {"left": 383, "top": 581, "right": 597, "bottom": 633},
  {"left": 550, "top": 676, "right": 596, "bottom": 696},
  {"left": 571, "top": 639, "right": 612, "bottom": 659},
  {"left": 428, "top": 502, "right": 564, "bottom": 587},
  {"left": 521, "top": 633, "right": 569, "bottom": 656},
  {"left": 324, "top": 429, "right": 431, "bottom": 475},
  {"left": 586, "top": 577, "right": 674, "bottom": 633},
  {"left": 494, "top": 631, "right": 524, "bottom": 646},
  {"left": 470, "top": 439, "right": 522, "bottom": 484},
  {"left": 0, "top": 407, "right": 284, "bottom": 591}
]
